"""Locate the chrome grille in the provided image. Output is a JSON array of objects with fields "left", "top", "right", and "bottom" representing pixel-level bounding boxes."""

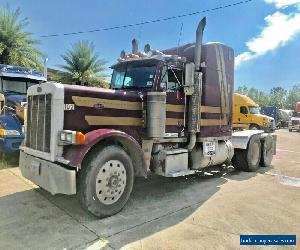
[
  {"left": 26, "top": 94, "right": 52, "bottom": 152},
  {"left": 292, "top": 120, "right": 300, "bottom": 125}
]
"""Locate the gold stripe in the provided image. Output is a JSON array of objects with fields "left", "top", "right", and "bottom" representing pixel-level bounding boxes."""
[
  {"left": 200, "top": 117, "right": 228, "bottom": 126},
  {"left": 201, "top": 106, "right": 230, "bottom": 113},
  {"left": 73, "top": 96, "right": 230, "bottom": 115},
  {"left": 86, "top": 116, "right": 186, "bottom": 126},
  {"left": 166, "top": 118, "right": 184, "bottom": 126},
  {"left": 86, "top": 116, "right": 142, "bottom": 126},
  {"left": 166, "top": 104, "right": 185, "bottom": 112},
  {"left": 73, "top": 96, "right": 142, "bottom": 111},
  {"left": 85, "top": 115, "right": 228, "bottom": 127}
]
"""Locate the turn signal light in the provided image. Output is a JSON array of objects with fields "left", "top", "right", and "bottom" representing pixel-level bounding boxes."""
[{"left": 76, "top": 131, "right": 85, "bottom": 145}]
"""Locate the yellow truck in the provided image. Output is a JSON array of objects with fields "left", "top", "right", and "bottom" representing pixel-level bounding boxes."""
[{"left": 233, "top": 93, "right": 274, "bottom": 131}]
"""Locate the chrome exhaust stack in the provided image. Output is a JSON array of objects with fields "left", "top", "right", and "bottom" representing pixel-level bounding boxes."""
[{"left": 187, "top": 17, "right": 206, "bottom": 151}]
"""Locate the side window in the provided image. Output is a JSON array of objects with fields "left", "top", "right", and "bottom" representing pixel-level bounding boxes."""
[
  {"left": 160, "top": 66, "right": 168, "bottom": 90},
  {"left": 240, "top": 106, "right": 248, "bottom": 114},
  {"left": 167, "top": 67, "right": 183, "bottom": 91},
  {"left": 160, "top": 66, "right": 184, "bottom": 91}
]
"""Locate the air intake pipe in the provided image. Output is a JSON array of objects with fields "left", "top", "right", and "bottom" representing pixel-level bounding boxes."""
[
  {"left": 132, "top": 39, "right": 138, "bottom": 54},
  {"left": 186, "top": 17, "right": 206, "bottom": 151}
]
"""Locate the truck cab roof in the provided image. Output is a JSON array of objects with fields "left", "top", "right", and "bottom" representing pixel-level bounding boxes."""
[{"left": 0, "top": 64, "right": 46, "bottom": 81}]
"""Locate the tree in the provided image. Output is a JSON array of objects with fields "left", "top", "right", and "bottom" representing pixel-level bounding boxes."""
[
  {"left": 286, "top": 84, "right": 300, "bottom": 110},
  {"left": 236, "top": 86, "right": 270, "bottom": 106},
  {"left": 59, "top": 40, "right": 107, "bottom": 87},
  {"left": 269, "top": 87, "right": 287, "bottom": 109},
  {"left": 0, "top": 4, "right": 43, "bottom": 69}
]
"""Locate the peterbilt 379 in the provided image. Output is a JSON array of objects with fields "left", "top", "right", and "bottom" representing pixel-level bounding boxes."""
[{"left": 19, "top": 18, "right": 276, "bottom": 218}]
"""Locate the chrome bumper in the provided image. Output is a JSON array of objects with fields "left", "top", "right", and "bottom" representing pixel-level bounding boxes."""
[{"left": 19, "top": 150, "right": 76, "bottom": 195}]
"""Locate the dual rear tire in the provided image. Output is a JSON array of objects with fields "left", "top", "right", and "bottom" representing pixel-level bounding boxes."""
[{"left": 232, "top": 135, "right": 273, "bottom": 172}]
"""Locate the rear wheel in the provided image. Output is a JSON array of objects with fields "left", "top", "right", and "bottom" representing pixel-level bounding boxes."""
[
  {"left": 78, "top": 145, "right": 134, "bottom": 218},
  {"left": 260, "top": 134, "right": 274, "bottom": 167},
  {"left": 289, "top": 129, "right": 292, "bottom": 132},
  {"left": 232, "top": 136, "right": 261, "bottom": 172}
]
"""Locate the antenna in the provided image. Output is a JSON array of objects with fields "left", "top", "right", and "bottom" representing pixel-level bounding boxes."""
[{"left": 177, "top": 22, "right": 184, "bottom": 56}]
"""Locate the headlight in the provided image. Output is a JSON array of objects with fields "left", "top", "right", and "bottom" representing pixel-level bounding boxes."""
[
  {"left": 59, "top": 130, "right": 85, "bottom": 145},
  {"left": 0, "top": 129, "right": 21, "bottom": 137}
]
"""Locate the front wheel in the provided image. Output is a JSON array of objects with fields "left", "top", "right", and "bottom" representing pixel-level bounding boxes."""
[{"left": 78, "top": 145, "right": 134, "bottom": 218}]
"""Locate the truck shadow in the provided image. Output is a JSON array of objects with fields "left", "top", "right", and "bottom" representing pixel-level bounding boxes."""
[
  {"left": 37, "top": 165, "right": 269, "bottom": 249},
  {"left": 0, "top": 165, "right": 269, "bottom": 250}
]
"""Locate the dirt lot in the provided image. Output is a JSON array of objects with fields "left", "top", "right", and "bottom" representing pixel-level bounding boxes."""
[{"left": 0, "top": 129, "right": 299, "bottom": 250}]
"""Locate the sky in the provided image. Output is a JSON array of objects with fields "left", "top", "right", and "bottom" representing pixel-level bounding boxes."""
[{"left": 1, "top": 0, "right": 300, "bottom": 91}]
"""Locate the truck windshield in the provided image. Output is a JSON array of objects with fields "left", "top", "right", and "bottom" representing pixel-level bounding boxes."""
[
  {"left": 111, "top": 65, "right": 156, "bottom": 89},
  {"left": 249, "top": 106, "right": 260, "bottom": 114},
  {"left": 2, "top": 79, "right": 37, "bottom": 94}
]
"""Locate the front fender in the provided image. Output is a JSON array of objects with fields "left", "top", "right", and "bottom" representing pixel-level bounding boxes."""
[{"left": 63, "top": 129, "right": 147, "bottom": 177}]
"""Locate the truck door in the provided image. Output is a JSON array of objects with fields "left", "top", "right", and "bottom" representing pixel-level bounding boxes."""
[
  {"left": 160, "top": 65, "right": 185, "bottom": 137},
  {"left": 239, "top": 106, "right": 249, "bottom": 127}
]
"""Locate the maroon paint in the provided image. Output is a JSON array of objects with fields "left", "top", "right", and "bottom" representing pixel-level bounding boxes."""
[{"left": 64, "top": 128, "right": 146, "bottom": 172}]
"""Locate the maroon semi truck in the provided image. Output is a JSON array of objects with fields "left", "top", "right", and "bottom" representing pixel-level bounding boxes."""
[{"left": 20, "top": 18, "right": 276, "bottom": 218}]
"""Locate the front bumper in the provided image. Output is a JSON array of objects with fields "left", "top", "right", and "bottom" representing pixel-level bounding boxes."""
[
  {"left": 0, "top": 137, "right": 24, "bottom": 154},
  {"left": 289, "top": 125, "right": 300, "bottom": 130},
  {"left": 19, "top": 150, "right": 76, "bottom": 195}
]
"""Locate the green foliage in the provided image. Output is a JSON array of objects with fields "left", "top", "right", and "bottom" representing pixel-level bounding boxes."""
[
  {"left": 59, "top": 40, "right": 108, "bottom": 87},
  {"left": 236, "top": 84, "right": 300, "bottom": 110},
  {"left": 0, "top": 4, "right": 43, "bottom": 69}
]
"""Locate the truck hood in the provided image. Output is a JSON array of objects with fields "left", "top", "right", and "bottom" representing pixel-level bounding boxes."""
[
  {"left": 254, "top": 114, "right": 273, "bottom": 121},
  {"left": 63, "top": 84, "right": 143, "bottom": 134}
]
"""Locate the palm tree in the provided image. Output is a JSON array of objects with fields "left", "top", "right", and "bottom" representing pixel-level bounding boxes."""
[
  {"left": 59, "top": 40, "right": 107, "bottom": 87},
  {"left": 0, "top": 4, "right": 43, "bottom": 69}
]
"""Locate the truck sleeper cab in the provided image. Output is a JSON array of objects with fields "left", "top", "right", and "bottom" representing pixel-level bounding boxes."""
[{"left": 19, "top": 18, "right": 276, "bottom": 218}]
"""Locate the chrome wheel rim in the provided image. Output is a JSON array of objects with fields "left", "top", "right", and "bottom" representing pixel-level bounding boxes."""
[{"left": 95, "top": 160, "right": 126, "bottom": 205}]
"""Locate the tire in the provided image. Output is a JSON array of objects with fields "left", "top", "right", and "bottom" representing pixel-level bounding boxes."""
[
  {"left": 232, "top": 136, "right": 261, "bottom": 172},
  {"left": 260, "top": 135, "right": 274, "bottom": 167},
  {"left": 78, "top": 145, "right": 134, "bottom": 218},
  {"left": 289, "top": 129, "right": 292, "bottom": 132},
  {"left": 250, "top": 124, "right": 260, "bottom": 130}
]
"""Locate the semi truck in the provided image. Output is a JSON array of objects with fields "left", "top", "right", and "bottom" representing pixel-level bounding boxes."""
[
  {"left": 233, "top": 93, "right": 275, "bottom": 131},
  {"left": 0, "top": 64, "right": 46, "bottom": 154},
  {"left": 288, "top": 102, "right": 300, "bottom": 132},
  {"left": 19, "top": 18, "right": 276, "bottom": 218}
]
